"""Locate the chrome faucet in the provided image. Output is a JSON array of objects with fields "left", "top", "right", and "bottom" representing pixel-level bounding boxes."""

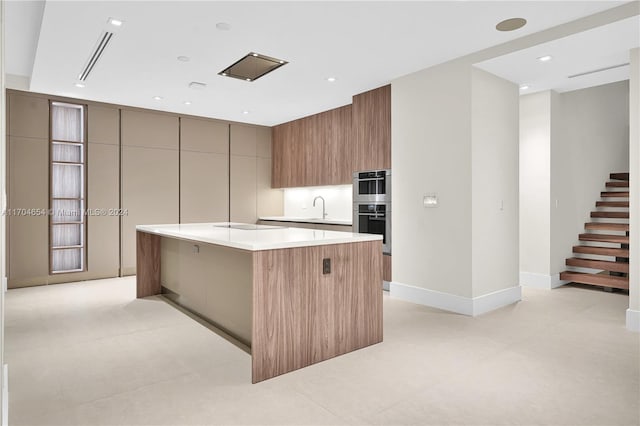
[{"left": 313, "top": 196, "right": 328, "bottom": 220}]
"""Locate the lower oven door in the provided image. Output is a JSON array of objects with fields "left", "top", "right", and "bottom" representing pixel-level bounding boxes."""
[{"left": 354, "top": 203, "right": 391, "bottom": 254}]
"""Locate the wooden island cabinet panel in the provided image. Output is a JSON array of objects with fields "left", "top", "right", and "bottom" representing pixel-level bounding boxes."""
[{"left": 352, "top": 84, "right": 391, "bottom": 171}]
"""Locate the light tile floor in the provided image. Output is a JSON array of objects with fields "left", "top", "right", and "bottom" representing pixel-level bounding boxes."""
[{"left": 5, "top": 277, "right": 639, "bottom": 426}]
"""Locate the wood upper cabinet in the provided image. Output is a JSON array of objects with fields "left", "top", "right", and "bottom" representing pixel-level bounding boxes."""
[
  {"left": 272, "top": 104, "right": 352, "bottom": 188},
  {"left": 272, "top": 84, "right": 390, "bottom": 188},
  {"left": 352, "top": 84, "right": 391, "bottom": 171}
]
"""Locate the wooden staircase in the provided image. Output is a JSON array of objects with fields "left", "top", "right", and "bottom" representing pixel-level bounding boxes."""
[{"left": 560, "top": 172, "right": 630, "bottom": 290}]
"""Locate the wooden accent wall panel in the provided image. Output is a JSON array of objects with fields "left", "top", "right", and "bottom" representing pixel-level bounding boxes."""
[
  {"left": 352, "top": 85, "right": 391, "bottom": 171},
  {"left": 136, "top": 231, "right": 161, "bottom": 298},
  {"left": 272, "top": 104, "right": 352, "bottom": 188},
  {"left": 383, "top": 254, "right": 392, "bottom": 282},
  {"left": 252, "top": 240, "right": 383, "bottom": 383}
]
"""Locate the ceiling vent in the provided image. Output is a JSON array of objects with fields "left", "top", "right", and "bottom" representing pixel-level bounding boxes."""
[
  {"left": 218, "top": 52, "right": 288, "bottom": 82},
  {"left": 568, "top": 63, "right": 629, "bottom": 79},
  {"left": 188, "top": 81, "right": 207, "bottom": 90},
  {"left": 78, "top": 31, "right": 114, "bottom": 81}
]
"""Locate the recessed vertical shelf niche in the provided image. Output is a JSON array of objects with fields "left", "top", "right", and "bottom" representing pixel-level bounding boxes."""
[{"left": 50, "top": 101, "right": 87, "bottom": 273}]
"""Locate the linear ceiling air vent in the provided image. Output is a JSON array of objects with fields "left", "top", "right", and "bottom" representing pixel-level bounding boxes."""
[
  {"left": 568, "top": 63, "right": 629, "bottom": 79},
  {"left": 218, "top": 52, "right": 288, "bottom": 82},
  {"left": 78, "top": 31, "right": 114, "bottom": 81}
]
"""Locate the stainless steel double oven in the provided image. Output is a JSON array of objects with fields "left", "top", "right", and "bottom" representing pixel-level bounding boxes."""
[{"left": 353, "top": 169, "right": 391, "bottom": 255}]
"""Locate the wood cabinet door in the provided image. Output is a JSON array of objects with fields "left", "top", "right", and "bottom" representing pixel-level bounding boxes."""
[{"left": 352, "top": 84, "right": 391, "bottom": 171}]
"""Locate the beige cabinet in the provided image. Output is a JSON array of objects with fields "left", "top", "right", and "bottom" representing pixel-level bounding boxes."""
[
  {"left": 230, "top": 124, "right": 283, "bottom": 223},
  {"left": 121, "top": 110, "right": 179, "bottom": 275},
  {"left": 180, "top": 118, "right": 229, "bottom": 223}
]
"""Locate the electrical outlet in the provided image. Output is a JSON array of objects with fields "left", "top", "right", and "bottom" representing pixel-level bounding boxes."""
[
  {"left": 323, "top": 258, "right": 331, "bottom": 274},
  {"left": 193, "top": 245, "right": 200, "bottom": 254}
]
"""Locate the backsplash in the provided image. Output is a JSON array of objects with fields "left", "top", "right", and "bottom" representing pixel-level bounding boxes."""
[{"left": 283, "top": 185, "right": 353, "bottom": 221}]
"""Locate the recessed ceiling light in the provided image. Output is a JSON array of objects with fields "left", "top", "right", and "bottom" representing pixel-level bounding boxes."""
[
  {"left": 216, "top": 22, "right": 231, "bottom": 31},
  {"left": 108, "top": 18, "right": 123, "bottom": 27},
  {"left": 221, "top": 72, "right": 227, "bottom": 76},
  {"left": 153, "top": 96, "right": 163, "bottom": 101},
  {"left": 184, "top": 101, "right": 192, "bottom": 105},
  {"left": 188, "top": 81, "right": 207, "bottom": 90},
  {"left": 177, "top": 56, "right": 190, "bottom": 62},
  {"left": 495, "top": 17, "right": 527, "bottom": 32},
  {"left": 242, "top": 110, "right": 250, "bottom": 115},
  {"left": 245, "top": 78, "right": 251, "bottom": 82},
  {"left": 327, "top": 77, "right": 336, "bottom": 82},
  {"left": 251, "top": 53, "right": 259, "bottom": 57},
  {"left": 520, "top": 85, "right": 530, "bottom": 90},
  {"left": 538, "top": 55, "right": 553, "bottom": 62},
  {"left": 74, "top": 83, "right": 85, "bottom": 88}
]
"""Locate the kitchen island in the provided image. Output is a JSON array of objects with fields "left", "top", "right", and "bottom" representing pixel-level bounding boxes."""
[{"left": 136, "top": 223, "right": 383, "bottom": 383}]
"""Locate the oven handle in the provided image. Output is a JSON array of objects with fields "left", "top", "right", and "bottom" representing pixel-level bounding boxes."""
[{"left": 356, "top": 177, "right": 385, "bottom": 182}]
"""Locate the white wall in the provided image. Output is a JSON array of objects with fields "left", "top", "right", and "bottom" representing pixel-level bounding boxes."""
[
  {"left": 392, "top": 59, "right": 473, "bottom": 299},
  {"left": 628, "top": 48, "right": 639, "bottom": 332},
  {"left": 551, "top": 81, "right": 630, "bottom": 275},
  {"left": 519, "top": 92, "right": 552, "bottom": 280},
  {"left": 471, "top": 68, "right": 519, "bottom": 297},
  {"left": 1, "top": 1, "right": 7, "bottom": 421},
  {"left": 282, "top": 185, "right": 352, "bottom": 222},
  {"left": 519, "top": 82, "right": 629, "bottom": 288}
]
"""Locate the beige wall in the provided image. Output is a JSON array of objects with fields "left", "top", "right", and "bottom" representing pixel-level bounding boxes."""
[
  {"left": 392, "top": 62, "right": 520, "bottom": 312},
  {"left": 551, "top": 81, "right": 629, "bottom": 276},
  {"left": 629, "top": 48, "right": 639, "bottom": 328},
  {"left": 471, "top": 68, "right": 519, "bottom": 297},
  {"left": 391, "top": 59, "right": 473, "bottom": 299},
  {"left": 518, "top": 82, "right": 629, "bottom": 286},
  {"left": 519, "top": 91, "right": 552, "bottom": 278}
]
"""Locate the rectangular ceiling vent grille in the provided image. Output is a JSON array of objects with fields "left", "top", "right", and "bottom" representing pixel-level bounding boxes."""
[
  {"left": 78, "top": 31, "right": 114, "bottom": 81},
  {"left": 568, "top": 63, "right": 629, "bottom": 79},
  {"left": 218, "top": 52, "right": 288, "bottom": 82}
]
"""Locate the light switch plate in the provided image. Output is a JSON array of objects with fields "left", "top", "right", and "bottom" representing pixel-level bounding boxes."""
[{"left": 423, "top": 194, "right": 438, "bottom": 208}]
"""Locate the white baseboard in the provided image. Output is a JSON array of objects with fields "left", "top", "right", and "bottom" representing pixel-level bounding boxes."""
[
  {"left": 473, "top": 286, "right": 522, "bottom": 316},
  {"left": 520, "top": 272, "right": 568, "bottom": 290},
  {"left": 389, "top": 281, "right": 521, "bottom": 316},
  {"left": 2, "top": 364, "right": 7, "bottom": 426},
  {"left": 627, "top": 309, "right": 640, "bottom": 333}
]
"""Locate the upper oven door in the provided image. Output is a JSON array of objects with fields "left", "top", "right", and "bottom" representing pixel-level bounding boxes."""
[{"left": 353, "top": 169, "right": 391, "bottom": 203}]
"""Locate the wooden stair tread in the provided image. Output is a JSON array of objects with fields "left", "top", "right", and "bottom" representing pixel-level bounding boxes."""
[
  {"left": 590, "top": 211, "right": 629, "bottom": 218},
  {"left": 605, "top": 181, "right": 629, "bottom": 187},
  {"left": 566, "top": 257, "right": 629, "bottom": 273},
  {"left": 601, "top": 191, "right": 629, "bottom": 197},
  {"left": 584, "top": 222, "right": 629, "bottom": 231},
  {"left": 573, "top": 246, "right": 629, "bottom": 257},
  {"left": 610, "top": 172, "right": 629, "bottom": 181},
  {"left": 584, "top": 222, "right": 630, "bottom": 231},
  {"left": 560, "top": 271, "right": 629, "bottom": 289},
  {"left": 596, "top": 201, "right": 629, "bottom": 207},
  {"left": 579, "top": 233, "right": 629, "bottom": 243}
]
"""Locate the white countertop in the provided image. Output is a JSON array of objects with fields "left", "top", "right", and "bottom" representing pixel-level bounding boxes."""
[
  {"left": 136, "top": 222, "right": 380, "bottom": 251},
  {"left": 259, "top": 216, "right": 352, "bottom": 226}
]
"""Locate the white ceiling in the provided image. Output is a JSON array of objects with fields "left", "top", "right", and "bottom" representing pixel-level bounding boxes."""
[
  {"left": 5, "top": 1, "right": 632, "bottom": 126},
  {"left": 475, "top": 15, "right": 640, "bottom": 94}
]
